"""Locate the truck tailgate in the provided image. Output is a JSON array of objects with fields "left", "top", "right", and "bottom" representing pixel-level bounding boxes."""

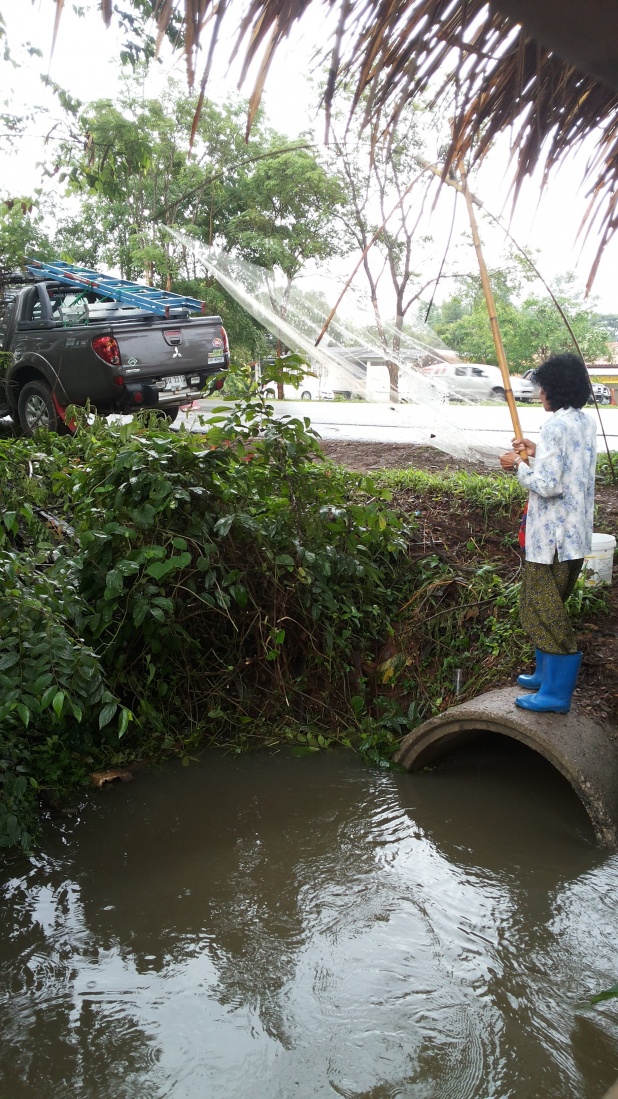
[{"left": 111, "top": 316, "right": 227, "bottom": 379}]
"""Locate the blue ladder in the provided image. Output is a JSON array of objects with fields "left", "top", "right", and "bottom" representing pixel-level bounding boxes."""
[{"left": 25, "top": 259, "right": 207, "bottom": 317}]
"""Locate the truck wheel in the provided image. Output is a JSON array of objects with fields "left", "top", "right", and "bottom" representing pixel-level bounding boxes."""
[
  {"left": 491, "top": 386, "right": 506, "bottom": 401},
  {"left": 18, "top": 381, "right": 69, "bottom": 436},
  {"left": 300, "top": 390, "right": 312, "bottom": 400}
]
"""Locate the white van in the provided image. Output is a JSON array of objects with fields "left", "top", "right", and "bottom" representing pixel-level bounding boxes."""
[
  {"left": 423, "top": 362, "right": 534, "bottom": 402},
  {"left": 262, "top": 377, "right": 334, "bottom": 400}
]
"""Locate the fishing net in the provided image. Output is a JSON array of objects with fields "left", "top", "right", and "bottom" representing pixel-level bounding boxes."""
[{"left": 169, "top": 229, "right": 510, "bottom": 463}]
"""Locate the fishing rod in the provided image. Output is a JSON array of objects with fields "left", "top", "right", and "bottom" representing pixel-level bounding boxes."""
[
  {"left": 457, "top": 163, "right": 528, "bottom": 463},
  {"left": 418, "top": 156, "right": 616, "bottom": 480}
]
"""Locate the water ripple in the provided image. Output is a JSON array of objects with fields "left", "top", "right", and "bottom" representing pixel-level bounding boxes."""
[{"left": 0, "top": 748, "right": 616, "bottom": 1098}]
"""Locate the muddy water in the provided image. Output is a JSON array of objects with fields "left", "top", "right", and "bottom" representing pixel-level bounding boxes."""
[{"left": 1, "top": 740, "right": 618, "bottom": 1099}]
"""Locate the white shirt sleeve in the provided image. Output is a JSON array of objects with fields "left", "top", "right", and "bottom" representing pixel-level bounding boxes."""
[{"left": 516, "top": 421, "right": 564, "bottom": 498}]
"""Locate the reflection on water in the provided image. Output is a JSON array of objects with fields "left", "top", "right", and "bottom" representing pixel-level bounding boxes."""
[{"left": 1, "top": 739, "right": 618, "bottom": 1099}]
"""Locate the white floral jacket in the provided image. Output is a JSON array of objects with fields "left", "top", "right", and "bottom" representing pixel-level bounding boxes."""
[{"left": 517, "top": 407, "right": 596, "bottom": 564}]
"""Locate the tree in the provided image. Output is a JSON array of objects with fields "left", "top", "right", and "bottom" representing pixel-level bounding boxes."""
[
  {"left": 0, "top": 193, "right": 54, "bottom": 271},
  {"left": 50, "top": 81, "right": 349, "bottom": 369},
  {"left": 223, "top": 143, "right": 349, "bottom": 396},
  {"left": 429, "top": 268, "right": 612, "bottom": 370},
  {"left": 53, "top": 80, "right": 259, "bottom": 281},
  {"left": 330, "top": 101, "right": 438, "bottom": 400},
  {"left": 49, "top": 82, "right": 284, "bottom": 361}
]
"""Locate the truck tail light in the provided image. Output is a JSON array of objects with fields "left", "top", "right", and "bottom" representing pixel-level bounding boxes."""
[
  {"left": 92, "top": 335, "right": 121, "bottom": 366},
  {"left": 220, "top": 326, "right": 229, "bottom": 354}
]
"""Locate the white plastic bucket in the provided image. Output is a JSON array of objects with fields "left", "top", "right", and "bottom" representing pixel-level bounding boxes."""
[{"left": 583, "top": 532, "right": 616, "bottom": 586}]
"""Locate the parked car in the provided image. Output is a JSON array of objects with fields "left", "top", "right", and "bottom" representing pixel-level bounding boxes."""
[
  {"left": 422, "top": 362, "right": 534, "bottom": 402},
  {"left": 262, "top": 377, "right": 333, "bottom": 400},
  {"left": 511, "top": 374, "right": 536, "bottom": 401},
  {"left": 522, "top": 369, "right": 540, "bottom": 400},
  {"left": 589, "top": 383, "right": 611, "bottom": 405},
  {"left": 523, "top": 370, "right": 611, "bottom": 405}
]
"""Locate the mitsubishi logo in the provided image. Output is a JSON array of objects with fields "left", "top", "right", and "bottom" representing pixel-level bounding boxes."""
[{"left": 172, "top": 347, "right": 182, "bottom": 358}]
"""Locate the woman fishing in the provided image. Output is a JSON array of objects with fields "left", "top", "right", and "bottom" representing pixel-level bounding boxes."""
[{"left": 500, "top": 353, "right": 596, "bottom": 713}]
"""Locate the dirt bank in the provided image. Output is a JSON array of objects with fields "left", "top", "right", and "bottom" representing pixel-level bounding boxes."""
[{"left": 320, "top": 439, "right": 618, "bottom": 727}]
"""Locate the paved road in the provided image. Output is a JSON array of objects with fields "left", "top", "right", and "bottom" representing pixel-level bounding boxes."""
[{"left": 186, "top": 399, "right": 618, "bottom": 458}]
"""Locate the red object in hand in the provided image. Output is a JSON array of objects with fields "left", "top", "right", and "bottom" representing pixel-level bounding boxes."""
[{"left": 519, "top": 502, "right": 528, "bottom": 548}]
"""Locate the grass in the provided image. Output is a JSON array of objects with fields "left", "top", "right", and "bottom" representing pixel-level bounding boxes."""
[{"left": 375, "top": 466, "right": 526, "bottom": 519}]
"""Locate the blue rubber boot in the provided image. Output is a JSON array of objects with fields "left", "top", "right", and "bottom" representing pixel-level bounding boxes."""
[
  {"left": 517, "top": 649, "right": 545, "bottom": 690},
  {"left": 515, "top": 652, "right": 582, "bottom": 713}
]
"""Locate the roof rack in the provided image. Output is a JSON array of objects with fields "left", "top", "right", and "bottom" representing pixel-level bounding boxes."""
[{"left": 25, "top": 259, "right": 207, "bottom": 318}]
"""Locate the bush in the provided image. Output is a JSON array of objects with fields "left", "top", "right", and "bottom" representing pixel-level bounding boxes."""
[{"left": 0, "top": 398, "right": 413, "bottom": 848}]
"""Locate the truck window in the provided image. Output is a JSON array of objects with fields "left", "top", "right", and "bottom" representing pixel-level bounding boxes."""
[{"left": 0, "top": 293, "right": 16, "bottom": 343}]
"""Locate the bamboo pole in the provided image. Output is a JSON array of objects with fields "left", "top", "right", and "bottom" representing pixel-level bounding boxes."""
[
  {"left": 418, "top": 156, "right": 615, "bottom": 480},
  {"left": 458, "top": 164, "right": 528, "bottom": 463}
]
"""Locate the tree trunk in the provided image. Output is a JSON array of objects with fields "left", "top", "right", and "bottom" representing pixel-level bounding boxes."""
[
  {"left": 388, "top": 305, "right": 405, "bottom": 402},
  {"left": 386, "top": 360, "right": 399, "bottom": 403},
  {"left": 275, "top": 277, "right": 293, "bottom": 400},
  {"left": 276, "top": 340, "right": 284, "bottom": 400}
]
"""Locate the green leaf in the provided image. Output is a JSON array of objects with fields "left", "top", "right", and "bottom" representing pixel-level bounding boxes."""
[
  {"left": 133, "top": 599, "right": 149, "bottom": 627},
  {"left": 146, "top": 552, "right": 191, "bottom": 580},
  {"left": 229, "top": 583, "right": 247, "bottom": 607},
  {"left": 214, "top": 515, "right": 234, "bottom": 537},
  {"left": 52, "top": 691, "right": 65, "bottom": 719},
  {"left": 16, "top": 703, "right": 30, "bottom": 727},
  {"left": 98, "top": 701, "right": 118, "bottom": 729},
  {"left": 118, "top": 708, "right": 131, "bottom": 737},
  {"left": 105, "top": 568, "right": 124, "bottom": 597},
  {"left": 40, "top": 685, "right": 58, "bottom": 710},
  {"left": 0, "top": 652, "right": 20, "bottom": 671},
  {"left": 587, "top": 983, "right": 618, "bottom": 1006}
]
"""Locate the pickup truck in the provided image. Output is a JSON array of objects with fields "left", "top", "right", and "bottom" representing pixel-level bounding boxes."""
[{"left": 0, "top": 276, "right": 230, "bottom": 434}]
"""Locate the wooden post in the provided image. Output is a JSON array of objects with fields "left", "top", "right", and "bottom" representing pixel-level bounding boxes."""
[{"left": 459, "top": 165, "right": 528, "bottom": 463}]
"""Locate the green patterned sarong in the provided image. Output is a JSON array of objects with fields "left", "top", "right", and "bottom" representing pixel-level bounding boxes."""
[{"left": 519, "top": 555, "right": 583, "bottom": 655}]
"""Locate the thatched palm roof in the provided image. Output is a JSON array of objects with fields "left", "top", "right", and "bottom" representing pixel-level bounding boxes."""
[{"left": 98, "top": 1, "right": 618, "bottom": 279}]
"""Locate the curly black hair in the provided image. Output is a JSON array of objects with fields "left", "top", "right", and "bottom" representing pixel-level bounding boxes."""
[{"left": 532, "top": 353, "right": 592, "bottom": 410}]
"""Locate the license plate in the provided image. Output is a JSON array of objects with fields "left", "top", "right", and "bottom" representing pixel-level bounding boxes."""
[
  {"left": 164, "top": 375, "right": 186, "bottom": 391},
  {"left": 208, "top": 352, "right": 224, "bottom": 363}
]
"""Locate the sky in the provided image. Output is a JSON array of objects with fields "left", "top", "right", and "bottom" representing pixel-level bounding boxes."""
[{"left": 2, "top": 0, "right": 618, "bottom": 314}]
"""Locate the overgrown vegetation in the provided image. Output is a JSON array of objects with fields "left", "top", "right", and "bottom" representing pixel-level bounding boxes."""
[
  {"left": 0, "top": 403, "right": 609, "bottom": 853},
  {"left": 0, "top": 398, "right": 406, "bottom": 850}
]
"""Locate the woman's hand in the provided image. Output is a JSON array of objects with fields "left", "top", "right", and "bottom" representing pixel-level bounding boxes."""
[
  {"left": 512, "top": 436, "right": 536, "bottom": 458},
  {"left": 500, "top": 450, "right": 519, "bottom": 470}
]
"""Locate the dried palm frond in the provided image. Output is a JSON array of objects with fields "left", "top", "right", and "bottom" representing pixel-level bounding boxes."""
[{"left": 51, "top": 1, "right": 618, "bottom": 274}]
